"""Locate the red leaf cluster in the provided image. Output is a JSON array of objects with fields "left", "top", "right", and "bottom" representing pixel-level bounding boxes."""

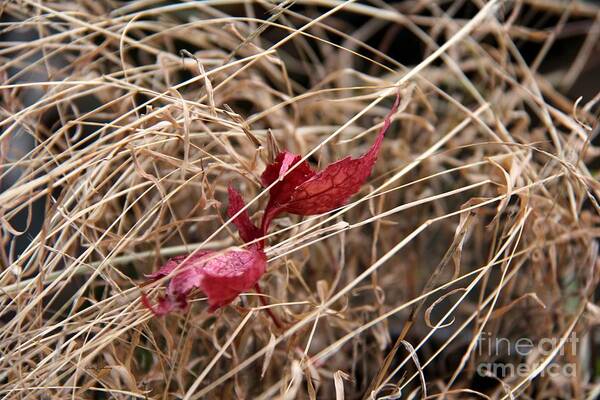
[{"left": 142, "top": 93, "right": 399, "bottom": 316}]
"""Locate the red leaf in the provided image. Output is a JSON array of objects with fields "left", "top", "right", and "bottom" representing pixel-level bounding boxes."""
[
  {"left": 143, "top": 187, "right": 269, "bottom": 316},
  {"left": 143, "top": 248, "right": 267, "bottom": 315},
  {"left": 261, "top": 92, "right": 401, "bottom": 230},
  {"left": 227, "top": 185, "right": 262, "bottom": 245}
]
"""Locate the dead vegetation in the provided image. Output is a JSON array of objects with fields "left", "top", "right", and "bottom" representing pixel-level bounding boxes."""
[{"left": 1, "top": 0, "right": 599, "bottom": 399}]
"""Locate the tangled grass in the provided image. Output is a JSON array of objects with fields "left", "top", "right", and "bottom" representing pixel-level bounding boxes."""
[{"left": 1, "top": 0, "right": 599, "bottom": 398}]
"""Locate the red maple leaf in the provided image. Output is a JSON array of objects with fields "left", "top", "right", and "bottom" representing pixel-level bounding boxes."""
[
  {"left": 142, "top": 187, "right": 266, "bottom": 315},
  {"left": 260, "top": 93, "right": 401, "bottom": 231}
]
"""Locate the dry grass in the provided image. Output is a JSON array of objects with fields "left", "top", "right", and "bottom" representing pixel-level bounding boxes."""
[{"left": 1, "top": 0, "right": 599, "bottom": 399}]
